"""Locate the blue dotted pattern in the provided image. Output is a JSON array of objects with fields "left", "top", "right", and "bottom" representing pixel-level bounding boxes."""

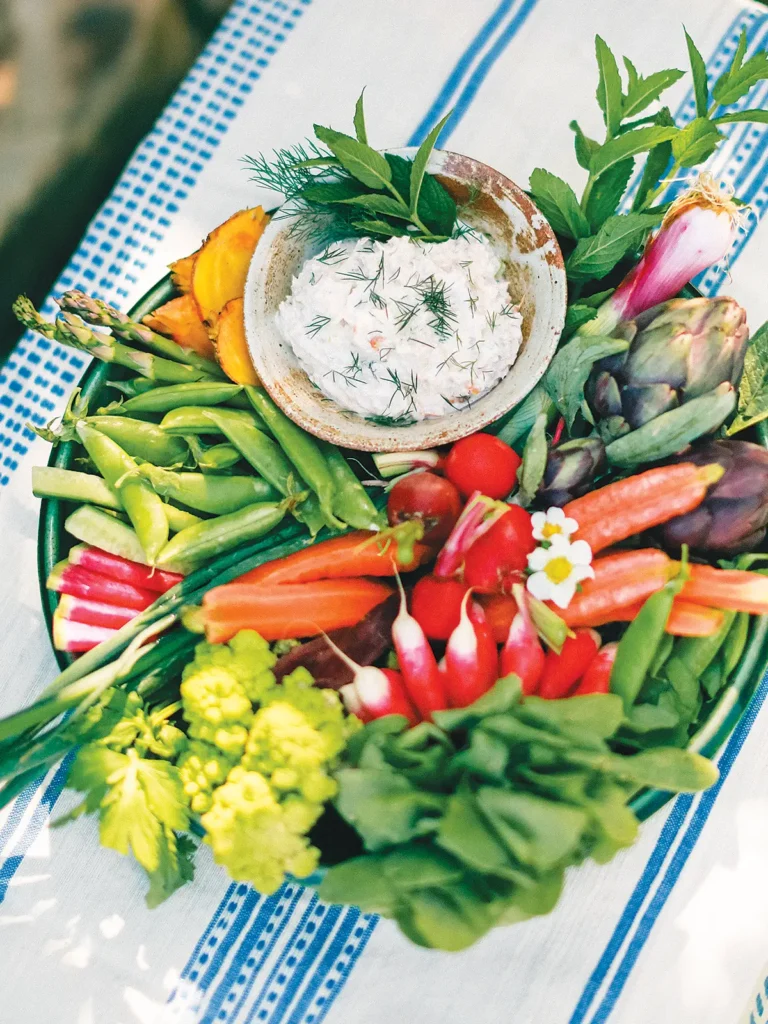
[{"left": 0, "top": 0, "right": 311, "bottom": 487}]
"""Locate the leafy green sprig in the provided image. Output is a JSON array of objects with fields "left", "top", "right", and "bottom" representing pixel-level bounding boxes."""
[
  {"left": 529, "top": 28, "right": 768, "bottom": 286},
  {"left": 246, "top": 94, "right": 458, "bottom": 244}
]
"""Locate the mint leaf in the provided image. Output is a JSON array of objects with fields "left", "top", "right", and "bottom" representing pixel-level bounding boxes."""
[
  {"left": 566, "top": 213, "right": 659, "bottom": 281},
  {"left": 543, "top": 335, "right": 629, "bottom": 428},
  {"left": 581, "top": 287, "right": 614, "bottom": 308},
  {"left": 712, "top": 31, "right": 768, "bottom": 106},
  {"left": 622, "top": 65, "right": 684, "bottom": 118},
  {"left": 516, "top": 412, "right": 548, "bottom": 507},
  {"left": 631, "top": 107, "right": 675, "bottom": 211},
  {"left": 590, "top": 125, "right": 679, "bottom": 178},
  {"left": 685, "top": 29, "right": 709, "bottom": 117},
  {"left": 529, "top": 168, "right": 590, "bottom": 240},
  {"left": 595, "top": 36, "right": 623, "bottom": 137},
  {"left": 417, "top": 173, "right": 457, "bottom": 237},
  {"left": 570, "top": 120, "right": 600, "bottom": 170},
  {"left": 714, "top": 109, "right": 768, "bottom": 125},
  {"left": 353, "top": 89, "right": 368, "bottom": 144},
  {"left": 300, "top": 180, "right": 369, "bottom": 203},
  {"left": 410, "top": 111, "right": 452, "bottom": 217},
  {"left": 671, "top": 117, "right": 723, "bottom": 167},
  {"left": 727, "top": 321, "right": 768, "bottom": 434},
  {"left": 313, "top": 125, "right": 394, "bottom": 192},
  {"left": 336, "top": 194, "right": 411, "bottom": 219},
  {"left": 585, "top": 158, "right": 633, "bottom": 231},
  {"left": 351, "top": 218, "right": 409, "bottom": 237}
]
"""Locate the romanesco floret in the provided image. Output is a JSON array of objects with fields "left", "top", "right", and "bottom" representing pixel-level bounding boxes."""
[
  {"left": 261, "top": 667, "right": 358, "bottom": 760},
  {"left": 185, "top": 631, "right": 277, "bottom": 704},
  {"left": 201, "top": 767, "right": 321, "bottom": 893},
  {"left": 180, "top": 666, "right": 253, "bottom": 758},
  {"left": 177, "top": 741, "right": 234, "bottom": 814}
]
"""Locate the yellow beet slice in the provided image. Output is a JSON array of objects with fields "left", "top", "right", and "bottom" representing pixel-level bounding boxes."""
[
  {"left": 143, "top": 295, "right": 216, "bottom": 361},
  {"left": 191, "top": 207, "right": 268, "bottom": 327},
  {"left": 213, "top": 297, "right": 259, "bottom": 385}
]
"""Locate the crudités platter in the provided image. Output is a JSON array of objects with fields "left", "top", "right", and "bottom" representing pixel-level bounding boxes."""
[{"left": 8, "top": 29, "right": 768, "bottom": 951}]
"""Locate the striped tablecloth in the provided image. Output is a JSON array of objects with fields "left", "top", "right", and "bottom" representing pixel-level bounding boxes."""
[{"left": 1, "top": 2, "right": 768, "bottom": 1022}]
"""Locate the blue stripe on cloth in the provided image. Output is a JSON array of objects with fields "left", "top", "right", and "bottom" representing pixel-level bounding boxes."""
[
  {"left": 165, "top": 883, "right": 239, "bottom": 1006},
  {"left": 311, "top": 914, "right": 378, "bottom": 1024},
  {"left": 589, "top": 668, "right": 768, "bottom": 1023},
  {"left": 282, "top": 908, "right": 362, "bottom": 1023}
]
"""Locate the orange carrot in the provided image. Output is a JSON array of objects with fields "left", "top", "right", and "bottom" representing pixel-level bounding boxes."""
[
  {"left": 590, "top": 598, "right": 724, "bottom": 637},
  {"left": 556, "top": 549, "right": 675, "bottom": 627},
  {"left": 202, "top": 578, "right": 393, "bottom": 643},
  {"left": 235, "top": 532, "right": 430, "bottom": 587},
  {"left": 564, "top": 463, "right": 723, "bottom": 554},
  {"left": 681, "top": 564, "right": 768, "bottom": 615}
]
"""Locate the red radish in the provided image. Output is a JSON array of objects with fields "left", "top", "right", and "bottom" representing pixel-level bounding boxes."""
[
  {"left": 538, "top": 629, "right": 601, "bottom": 700},
  {"left": 387, "top": 472, "right": 462, "bottom": 545},
  {"left": 391, "top": 574, "right": 447, "bottom": 718},
  {"left": 477, "top": 593, "right": 517, "bottom": 643},
  {"left": 57, "top": 594, "right": 138, "bottom": 630},
  {"left": 323, "top": 634, "right": 418, "bottom": 724},
  {"left": 410, "top": 576, "right": 469, "bottom": 641},
  {"left": 445, "top": 591, "right": 499, "bottom": 708},
  {"left": 68, "top": 544, "right": 184, "bottom": 593},
  {"left": 444, "top": 434, "right": 522, "bottom": 499},
  {"left": 435, "top": 492, "right": 507, "bottom": 578},
  {"left": 47, "top": 561, "right": 156, "bottom": 611},
  {"left": 573, "top": 643, "right": 618, "bottom": 695},
  {"left": 52, "top": 613, "right": 118, "bottom": 653},
  {"left": 463, "top": 506, "right": 536, "bottom": 593},
  {"left": 500, "top": 592, "right": 545, "bottom": 696}
]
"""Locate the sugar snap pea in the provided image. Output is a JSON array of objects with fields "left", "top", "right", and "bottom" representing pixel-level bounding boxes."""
[
  {"left": 106, "top": 378, "right": 160, "bottom": 398},
  {"left": 76, "top": 422, "right": 169, "bottom": 564},
  {"left": 184, "top": 435, "right": 241, "bottom": 473},
  {"left": 160, "top": 406, "right": 267, "bottom": 436},
  {"left": 118, "top": 382, "right": 245, "bottom": 414},
  {"left": 722, "top": 611, "right": 750, "bottom": 679},
  {"left": 85, "top": 415, "right": 187, "bottom": 466},
  {"left": 318, "top": 440, "right": 386, "bottom": 531},
  {"left": 156, "top": 497, "right": 292, "bottom": 574},
  {"left": 137, "top": 463, "right": 279, "bottom": 515},
  {"left": 245, "top": 387, "right": 344, "bottom": 530}
]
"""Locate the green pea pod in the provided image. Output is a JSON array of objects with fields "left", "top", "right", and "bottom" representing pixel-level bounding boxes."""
[
  {"left": 611, "top": 569, "right": 688, "bottom": 712},
  {"left": 119, "top": 382, "right": 244, "bottom": 414},
  {"left": 318, "top": 441, "right": 386, "bottom": 531},
  {"left": 649, "top": 632, "right": 675, "bottom": 679},
  {"left": 155, "top": 498, "right": 291, "bottom": 574},
  {"left": 722, "top": 611, "right": 750, "bottom": 679},
  {"left": 76, "top": 422, "right": 168, "bottom": 564},
  {"left": 605, "top": 384, "right": 736, "bottom": 468},
  {"left": 85, "top": 415, "right": 188, "bottom": 466},
  {"left": 667, "top": 610, "right": 736, "bottom": 681},
  {"left": 245, "top": 387, "right": 344, "bottom": 530},
  {"left": 137, "top": 463, "right": 279, "bottom": 515},
  {"left": 160, "top": 406, "right": 266, "bottom": 436},
  {"left": 184, "top": 436, "right": 242, "bottom": 473},
  {"left": 202, "top": 407, "right": 326, "bottom": 536},
  {"left": 106, "top": 377, "right": 161, "bottom": 398}
]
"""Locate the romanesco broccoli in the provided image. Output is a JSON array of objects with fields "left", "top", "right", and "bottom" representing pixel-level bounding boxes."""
[
  {"left": 177, "top": 741, "right": 234, "bottom": 813},
  {"left": 185, "top": 631, "right": 277, "bottom": 703}
]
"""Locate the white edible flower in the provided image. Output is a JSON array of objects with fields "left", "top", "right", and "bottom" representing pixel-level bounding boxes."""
[
  {"left": 531, "top": 506, "right": 579, "bottom": 543},
  {"left": 526, "top": 534, "right": 594, "bottom": 610}
]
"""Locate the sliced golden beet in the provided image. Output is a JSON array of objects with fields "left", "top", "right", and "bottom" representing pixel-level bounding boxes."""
[
  {"left": 191, "top": 207, "right": 268, "bottom": 327},
  {"left": 213, "top": 297, "right": 259, "bottom": 385},
  {"left": 169, "top": 251, "right": 198, "bottom": 294},
  {"left": 143, "top": 295, "right": 216, "bottom": 362}
]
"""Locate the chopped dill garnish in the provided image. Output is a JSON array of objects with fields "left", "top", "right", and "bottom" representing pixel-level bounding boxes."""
[
  {"left": 306, "top": 314, "right": 331, "bottom": 337},
  {"left": 317, "top": 246, "right": 348, "bottom": 265},
  {"left": 466, "top": 291, "right": 478, "bottom": 317},
  {"left": 393, "top": 300, "right": 419, "bottom": 333},
  {"left": 411, "top": 275, "right": 457, "bottom": 339},
  {"left": 486, "top": 310, "right": 498, "bottom": 332},
  {"left": 500, "top": 303, "right": 518, "bottom": 318}
]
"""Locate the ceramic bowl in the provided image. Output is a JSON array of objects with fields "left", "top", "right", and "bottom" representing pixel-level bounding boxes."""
[{"left": 243, "top": 148, "right": 567, "bottom": 452}]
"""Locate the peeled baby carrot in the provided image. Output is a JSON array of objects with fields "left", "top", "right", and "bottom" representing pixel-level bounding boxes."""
[
  {"left": 556, "top": 549, "right": 675, "bottom": 627},
  {"left": 235, "top": 531, "right": 430, "bottom": 586},
  {"left": 202, "top": 578, "right": 393, "bottom": 643},
  {"left": 681, "top": 564, "right": 768, "bottom": 615},
  {"left": 564, "top": 463, "right": 723, "bottom": 554}
]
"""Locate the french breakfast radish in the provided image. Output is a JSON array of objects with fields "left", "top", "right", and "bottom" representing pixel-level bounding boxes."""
[
  {"left": 538, "top": 629, "right": 601, "bottom": 699},
  {"left": 410, "top": 575, "right": 469, "bottom": 641},
  {"left": 391, "top": 574, "right": 446, "bottom": 718},
  {"left": 326, "top": 633, "right": 418, "bottom": 724},
  {"left": 463, "top": 506, "right": 536, "bottom": 593},
  {"left": 500, "top": 591, "right": 545, "bottom": 695},
  {"left": 573, "top": 643, "right": 617, "bottom": 695},
  {"left": 445, "top": 591, "right": 499, "bottom": 707}
]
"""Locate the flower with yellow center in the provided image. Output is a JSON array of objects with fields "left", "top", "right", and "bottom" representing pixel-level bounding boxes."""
[
  {"left": 531, "top": 506, "right": 579, "bottom": 544},
  {"left": 526, "top": 533, "right": 594, "bottom": 609}
]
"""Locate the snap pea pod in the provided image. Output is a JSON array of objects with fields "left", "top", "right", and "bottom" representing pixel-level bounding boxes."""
[
  {"left": 85, "top": 415, "right": 188, "bottom": 466},
  {"left": 202, "top": 407, "right": 326, "bottom": 536},
  {"left": 156, "top": 497, "right": 293, "bottom": 574},
  {"left": 76, "top": 423, "right": 169, "bottom": 564},
  {"left": 184, "top": 435, "right": 242, "bottom": 473},
  {"left": 137, "top": 463, "right": 279, "bottom": 515},
  {"left": 318, "top": 440, "right": 386, "bottom": 531},
  {"left": 106, "top": 378, "right": 160, "bottom": 398},
  {"left": 160, "top": 406, "right": 267, "bottom": 436},
  {"left": 118, "top": 382, "right": 245, "bottom": 414},
  {"left": 722, "top": 611, "right": 750, "bottom": 679},
  {"left": 649, "top": 632, "right": 675, "bottom": 680},
  {"left": 245, "top": 387, "right": 344, "bottom": 530}
]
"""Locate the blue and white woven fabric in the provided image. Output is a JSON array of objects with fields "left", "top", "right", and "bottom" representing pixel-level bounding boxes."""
[{"left": 1, "top": 1, "right": 768, "bottom": 1021}]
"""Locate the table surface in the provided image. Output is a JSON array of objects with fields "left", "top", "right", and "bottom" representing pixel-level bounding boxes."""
[{"left": 1, "top": 2, "right": 768, "bottom": 1023}]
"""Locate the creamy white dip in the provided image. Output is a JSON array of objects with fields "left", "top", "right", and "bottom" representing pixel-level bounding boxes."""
[{"left": 275, "top": 233, "right": 523, "bottom": 421}]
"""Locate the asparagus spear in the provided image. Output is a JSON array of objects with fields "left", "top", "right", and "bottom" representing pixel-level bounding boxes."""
[
  {"left": 13, "top": 297, "right": 215, "bottom": 385},
  {"left": 58, "top": 290, "right": 225, "bottom": 379}
]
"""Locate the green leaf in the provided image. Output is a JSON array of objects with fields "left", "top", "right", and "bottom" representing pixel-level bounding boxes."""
[
  {"left": 436, "top": 793, "right": 517, "bottom": 877},
  {"left": 299, "top": 180, "right": 370, "bottom": 204},
  {"left": 671, "top": 117, "right": 724, "bottom": 167},
  {"left": 320, "top": 854, "right": 398, "bottom": 914},
  {"left": 713, "top": 33, "right": 768, "bottom": 106},
  {"left": 566, "top": 212, "right": 659, "bottom": 281},
  {"left": 313, "top": 125, "right": 394, "bottom": 192},
  {"left": 623, "top": 56, "right": 639, "bottom": 93},
  {"left": 685, "top": 29, "right": 709, "bottom": 117},
  {"left": 335, "top": 193, "right": 411, "bottom": 219},
  {"left": 581, "top": 287, "right": 615, "bottom": 308},
  {"left": 624, "top": 703, "right": 681, "bottom": 734},
  {"left": 476, "top": 788, "right": 588, "bottom": 871},
  {"left": 333, "top": 768, "right": 445, "bottom": 851},
  {"left": 543, "top": 334, "right": 628, "bottom": 428},
  {"left": 416, "top": 172, "right": 457, "bottom": 236},
  {"left": 577, "top": 747, "right": 719, "bottom": 792},
  {"left": 494, "top": 385, "right": 554, "bottom": 448},
  {"left": 563, "top": 303, "right": 598, "bottom": 340},
  {"left": 351, "top": 218, "right": 410, "bottom": 237},
  {"left": 589, "top": 125, "right": 679, "bottom": 178},
  {"left": 515, "top": 411, "right": 548, "bottom": 506},
  {"left": 381, "top": 844, "right": 465, "bottom": 890},
  {"left": 585, "top": 157, "right": 634, "bottom": 231},
  {"left": 595, "top": 35, "right": 623, "bottom": 136},
  {"left": 529, "top": 168, "right": 591, "bottom": 240},
  {"left": 145, "top": 832, "right": 196, "bottom": 909},
  {"left": 353, "top": 89, "right": 368, "bottom": 144},
  {"left": 410, "top": 111, "right": 452, "bottom": 216},
  {"left": 622, "top": 65, "right": 684, "bottom": 118},
  {"left": 631, "top": 107, "right": 675, "bottom": 211},
  {"left": 713, "top": 109, "right": 768, "bottom": 125},
  {"left": 570, "top": 120, "right": 601, "bottom": 170},
  {"left": 520, "top": 694, "right": 625, "bottom": 740},
  {"left": 399, "top": 882, "right": 498, "bottom": 952},
  {"left": 727, "top": 320, "right": 768, "bottom": 434},
  {"left": 433, "top": 676, "right": 522, "bottom": 733}
]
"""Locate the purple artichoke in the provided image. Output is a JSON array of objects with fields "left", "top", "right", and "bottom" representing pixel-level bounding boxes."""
[{"left": 538, "top": 436, "right": 606, "bottom": 506}]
